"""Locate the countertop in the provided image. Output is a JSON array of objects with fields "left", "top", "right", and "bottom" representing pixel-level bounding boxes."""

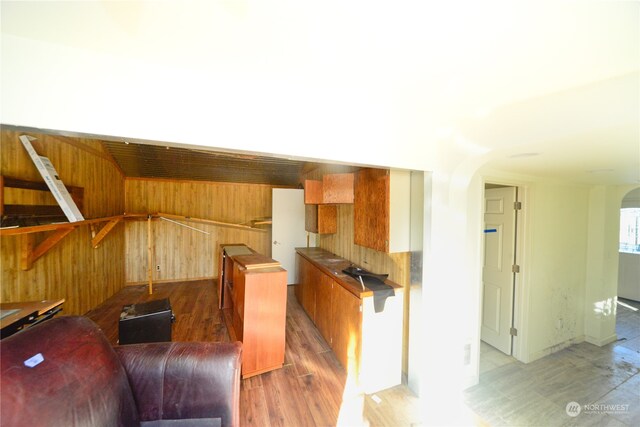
[{"left": 295, "top": 247, "right": 402, "bottom": 298}]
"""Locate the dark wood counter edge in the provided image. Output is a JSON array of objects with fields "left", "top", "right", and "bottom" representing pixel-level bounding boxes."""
[{"left": 295, "top": 247, "right": 402, "bottom": 299}]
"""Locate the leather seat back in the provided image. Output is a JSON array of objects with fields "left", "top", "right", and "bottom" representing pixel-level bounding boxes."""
[{"left": 1, "top": 316, "right": 139, "bottom": 427}]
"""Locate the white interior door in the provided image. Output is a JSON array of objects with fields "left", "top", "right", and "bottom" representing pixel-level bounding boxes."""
[
  {"left": 481, "top": 186, "right": 517, "bottom": 354},
  {"left": 272, "top": 189, "right": 308, "bottom": 284}
]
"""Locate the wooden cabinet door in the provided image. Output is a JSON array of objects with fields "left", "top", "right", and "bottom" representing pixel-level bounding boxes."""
[
  {"left": 331, "top": 283, "right": 362, "bottom": 372},
  {"left": 232, "top": 264, "right": 245, "bottom": 340},
  {"left": 314, "top": 272, "right": 334, "bottom": 345},
  {"left": 242, "top": 269, "right": 287, "bottom": 377},
  {"left": 294, "top": 254, "right": 304, "bottom": 303},
  {"left": 322, "top": 173, "right": 354, "bottom": 204},
  {"left": 305, "top": 204, "right": 337, "bottom": 234},
  {"left": 304, "top": 179, "right": 323, "bottom": 204},
  {"left": 354, "top": 168, "right": 390, "bottom": 252},
  {"left": 300, "top": 257, "right": 316, "bottom": 321},
  {"left": 317, "top": 205, "right": 337, "bottom": 234}
]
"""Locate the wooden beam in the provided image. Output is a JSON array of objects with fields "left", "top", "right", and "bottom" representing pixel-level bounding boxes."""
[
  {"left": 91, "top": 218, "right": 122, "bottom": 248},
  {"left": 156, "top": 212, "right": 268, "bottom": 232},
  {"left": 2, "top": 175, "right": 83, "bottom": 194},
  {"left": 0, "top": 215, "right": 124, "bottom": 236},
  {"left": 4, "top": 204, "right": 66, "bottom": 216},
  {"left": 31, "top": 228, "right": 75, "bottom": 264},
  {"left": 20, "top": 228, "right": 74, "bottom": 270},
  {"left": 20, "top": 234, "right": 34, "bottom": 270}
]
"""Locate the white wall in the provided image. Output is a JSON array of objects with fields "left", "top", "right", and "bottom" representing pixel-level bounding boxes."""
[
  {"left": 583, "top": 185, "right": 638, "bottom": 346},
  {"left": 525, "top": 183, "right": 589, "bottom": 361},
  {"left": 618, "top": 187, "right": 640, "bottom": 301}
]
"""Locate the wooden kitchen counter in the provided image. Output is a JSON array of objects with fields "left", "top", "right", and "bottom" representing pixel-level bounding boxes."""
[
  {"left": 294, "top": 247, "right": 404, "bottom": 393},
  {"left": 295, "top": 247, "right": 402, "bottom": 298}
]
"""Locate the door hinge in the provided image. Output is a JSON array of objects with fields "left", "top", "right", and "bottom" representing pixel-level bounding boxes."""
[
  {"left": 514, "top": 201, "right": 522, "bottom": 210},
  {"left": 512, "top": 264, "right": 520, "bottom": 273},
  {"left": 359, "top": 304, "right": 363, "bottom": 313},
  {"left": 510, "top": 327, "right": 518, "bottom": 336}
]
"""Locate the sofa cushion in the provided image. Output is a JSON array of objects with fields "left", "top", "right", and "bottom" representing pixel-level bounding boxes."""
[
  {"left": 0, "top": 316, "right": 139, "bottom": 427},
  {"left": 115, "top": 341, "right": 242, "bottom": 426}
]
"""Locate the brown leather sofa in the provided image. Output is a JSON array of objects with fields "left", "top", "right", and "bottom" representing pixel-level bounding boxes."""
[{"left": 0, "top": 316, "right": 242, "bottom": 427}]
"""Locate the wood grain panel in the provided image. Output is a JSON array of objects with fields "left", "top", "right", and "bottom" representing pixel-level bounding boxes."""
[
  {"left": 331, "top": 281, "right": 362, "bottom": 376},
  {"left": 124, "top": 178, "right": 274, "bottom": 284},
  {"left": 322, "top": 173, "right": 354, "bottom": 204},
  {"left": 354, "top": 168, "right": 390, "bottom": 252},
  {"left": 317, "top": 205, "right": 337, "bottom": 234},
  {"left": 314, "top": 269, "right": 333, "bottom": 345},
  {"left": 240, "top": 268, "right": 287, "bottom": 377},
  {"left": 304, "top": 180, "right": 323, "bottom": 204},
  {"left": 0, "top": 128, "right": 125, "bottom": 315}
]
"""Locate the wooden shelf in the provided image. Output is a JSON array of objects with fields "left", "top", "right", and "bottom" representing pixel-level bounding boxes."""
[
  {"left": 1, "top": 175, "right": 84, "bottom": 227},
  {"left": 1, "top": 212, "right": 269, "bottom": 271}
]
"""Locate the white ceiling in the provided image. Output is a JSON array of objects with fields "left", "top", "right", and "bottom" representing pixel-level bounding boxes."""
[{"left": 1, "top": 1, "right": 639, "bottom": 185}]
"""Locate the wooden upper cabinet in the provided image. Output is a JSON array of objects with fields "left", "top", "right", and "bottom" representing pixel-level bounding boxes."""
[
  {"left": 304, "top": 174, "right": 354, "bottom": 205},
  {"left": 305, "top": 204, "right": 337, "bottom": 234},
  {"left": 322, "top": 173, "right": 354, "bottom": 204},
  {"left": 354, "top": 168, "right": 411, "bottom": 253},
  {"left": 304, "top": 180, "right": 323, "bottom": 204}
]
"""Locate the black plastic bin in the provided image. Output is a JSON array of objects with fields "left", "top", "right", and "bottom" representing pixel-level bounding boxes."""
[{"left": 118, "top": 298, "right": 174, "bottom": 345}]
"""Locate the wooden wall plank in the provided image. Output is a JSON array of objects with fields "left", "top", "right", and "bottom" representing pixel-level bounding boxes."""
[
  {"left": 0, "top": 128, "right": 126, "bottom": 315},
  {"left": 124, "top": 178, "right": 274, "bottom": 284}
]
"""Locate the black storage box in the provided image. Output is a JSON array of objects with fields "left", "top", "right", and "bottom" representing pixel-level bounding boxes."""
[{"left": 118, "top": 298, "right": 174, "bottom": 345}]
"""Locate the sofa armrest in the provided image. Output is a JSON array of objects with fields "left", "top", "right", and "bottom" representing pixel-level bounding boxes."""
[{"left": 115, "top": 341, "right": 242, "bottom": 427}]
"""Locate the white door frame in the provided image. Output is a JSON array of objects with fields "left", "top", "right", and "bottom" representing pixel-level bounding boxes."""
[{"left": 480, "top": 177, "right": 531, "bottom": 363}]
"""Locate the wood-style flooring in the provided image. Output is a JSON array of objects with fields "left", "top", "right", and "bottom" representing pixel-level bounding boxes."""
[
  {"left": 85, "top": 279, "right": 422, "bottom": 427},
  {"left": 85, "top": 279, "right": 639, "bottom": 426},
  {"left": 465, "top": 298, "right": 640, "bottom": 427}
]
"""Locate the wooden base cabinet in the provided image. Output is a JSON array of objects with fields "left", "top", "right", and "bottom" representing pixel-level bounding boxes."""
[
  {"left": 295, "top": 251, "right": 403, "bottom": 393},
  {"left": 219, "top": 244, "right": 287, "bottom": 378}
]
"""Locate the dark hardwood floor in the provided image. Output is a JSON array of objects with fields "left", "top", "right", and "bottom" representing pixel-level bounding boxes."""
[{"left": 85, "top": 279, "right": 422, "bottom": 427}]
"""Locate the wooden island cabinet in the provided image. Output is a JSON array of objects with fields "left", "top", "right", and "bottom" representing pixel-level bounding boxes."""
[
  {"left": 218, "top": 244, "right": 287, "bottom": 378},
  {"left": 295, "top": 247, "right": 404, "bottom": 393}
]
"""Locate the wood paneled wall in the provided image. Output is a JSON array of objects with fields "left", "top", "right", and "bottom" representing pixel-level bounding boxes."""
[
  {"left": 0, "top": 128, "right": 126, "bottom": 315},
  {"left": 124, "top": 179, "right": 275, "bottom": 284},
  {"left": 304, "top": 165, "right": 412, "bottom": 376}
]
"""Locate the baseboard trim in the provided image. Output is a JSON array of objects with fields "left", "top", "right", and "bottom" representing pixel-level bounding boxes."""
[
  {"left": 585, "top": 333, "right": 617, "bottom": 347},
  {"left": 125, "top": 276, "right": 214, "bottom": 287}
]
